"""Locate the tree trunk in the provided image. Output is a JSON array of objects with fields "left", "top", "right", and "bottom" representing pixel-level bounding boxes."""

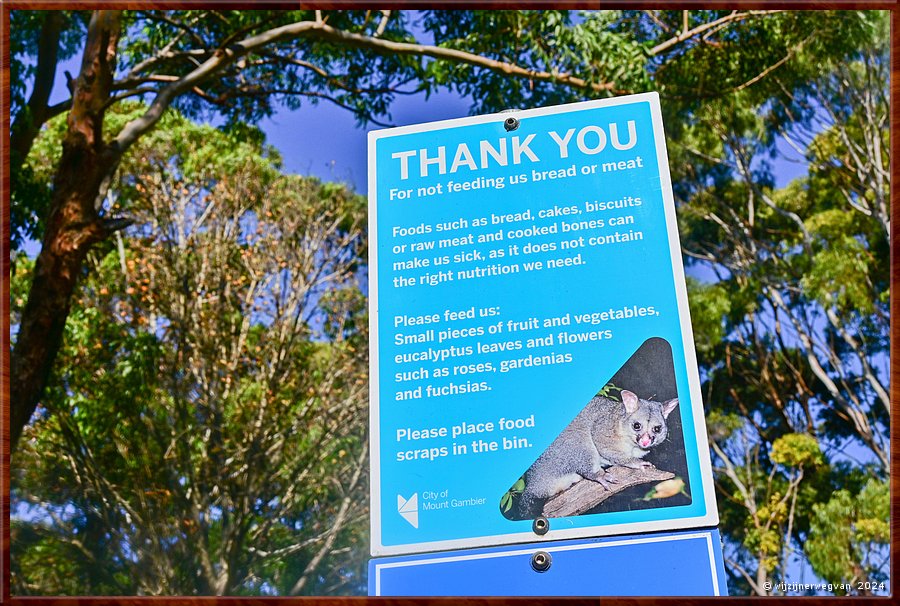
[
  {"left": 756, "top": 560, "right": 769, "bottom": 596},
  {"left": 10, "top": 11, "right": 65, "bottom": 177},
  {"left": 10, "top": 11, "right": 122, "bottom": 451}
]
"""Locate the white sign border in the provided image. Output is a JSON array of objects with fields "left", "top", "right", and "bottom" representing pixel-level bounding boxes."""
[{"left": 368, "top": 92, "right": 719, "bottom": 557}]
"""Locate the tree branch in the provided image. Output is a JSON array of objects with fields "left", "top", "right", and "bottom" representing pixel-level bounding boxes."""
[
  {"left": 732, "top": 32, "right": 814, "bottom": 93},
  {"left": 374, "top": 10, "right": 391, "bottom": 37},
  {"left": 649, "top": 11, "right": 781, "bottom": 56},
  {"left": 10, "top": 11, "right": 65, "bottom": 174},
  {"left": 289, "top": 443, "right": 368, "bottom": 595},
  {"left": 542, "top": 464, "right": 674, "bottom": 518},
  {"left": 726, "top": 555, "right": 764, "bottom": 595},
  {"left": 710, "top": 438, "right": 757, "bottom": 515},
  {"left": 113, "top": 16, "right": 620, "bottom": 158}
]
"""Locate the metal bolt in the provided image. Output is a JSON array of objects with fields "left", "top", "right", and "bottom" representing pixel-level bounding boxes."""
[
  {"left": 532, "top": 516, "right": 549, "bottom": 535},
  {"left": 531, "top": 550, "right": 552, "bottom": 572},
  {"left": 503, "top": 116, "right": 520, "bottom": 132}
]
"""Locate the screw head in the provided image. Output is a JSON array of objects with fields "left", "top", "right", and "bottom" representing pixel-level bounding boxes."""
[
  {"left": 503, "top": 116, "right": 520, "bottom": 132},
  {"left": 531, "top": 550, "right": 552, "bottom": 572},
  {"left": 532, "top": 516, "right": 549, "bottom": 535}
]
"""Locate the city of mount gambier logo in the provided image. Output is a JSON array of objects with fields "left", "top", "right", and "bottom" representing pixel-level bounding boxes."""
[{"left": 397, "top": 493, "right": 419, "bottom": 528}]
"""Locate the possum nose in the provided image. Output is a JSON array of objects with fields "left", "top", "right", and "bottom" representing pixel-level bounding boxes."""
[{"left": 639, "top": 434, "right": 653, "bottom": 448}]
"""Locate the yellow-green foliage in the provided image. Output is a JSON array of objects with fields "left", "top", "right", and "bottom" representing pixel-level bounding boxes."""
[{"left": 770, "top": 433, "right": 824, "bottom": 468}]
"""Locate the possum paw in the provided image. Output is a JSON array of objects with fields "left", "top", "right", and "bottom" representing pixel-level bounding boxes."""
[{"left": 591, "top": 471, "right": 618, "bottom": 490}]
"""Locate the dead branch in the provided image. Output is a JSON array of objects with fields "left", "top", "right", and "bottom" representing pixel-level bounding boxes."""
[{"left": 542, "top": 464, "right": 675, "bottom": 518}]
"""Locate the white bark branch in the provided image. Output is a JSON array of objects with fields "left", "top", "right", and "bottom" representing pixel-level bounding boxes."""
[{"left": 649, "top": 11, "right": 781, "bottom": 56}]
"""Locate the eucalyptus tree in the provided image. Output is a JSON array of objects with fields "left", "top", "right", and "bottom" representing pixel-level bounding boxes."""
[
  {"left": 12, "top": 107, "right": 370, "bottom": 595},
  {"left": 11, "top": 8, "right": 873, "bottom": 450},
  {"left": 678, "top": 12, "right": 889, "bottom": 594}
]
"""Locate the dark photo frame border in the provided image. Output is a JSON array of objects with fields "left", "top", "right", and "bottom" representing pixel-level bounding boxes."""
[{"left": 1, "top": 1, "right": 897, "bottom": 603}]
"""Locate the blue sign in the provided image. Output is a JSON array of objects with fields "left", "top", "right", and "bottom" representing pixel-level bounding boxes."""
[
  {"left": 369, "top": 528, "right": 728, "bottom": 596},
  {"left": 369, "top": 94, "right": 717, "bottom": 556}
]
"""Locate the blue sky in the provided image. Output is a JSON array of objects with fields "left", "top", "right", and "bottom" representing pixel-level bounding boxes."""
[
  {"left": 260, "top": 88, "right": 810, "bottom": 195},
  {"left": 259, "top": 88, "right": 473, "bottom": 191}
]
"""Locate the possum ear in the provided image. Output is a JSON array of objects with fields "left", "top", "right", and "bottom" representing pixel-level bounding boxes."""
[
  {"left": 621, "top": 390, "right": 639, "bottom": 414},
  {"left": 662, "top": 398, "right": 679, "bottom": 418}
]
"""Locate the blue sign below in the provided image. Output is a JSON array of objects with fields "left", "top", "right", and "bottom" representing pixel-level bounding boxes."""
[{"left": 369, "top": 528, "right": 727, "bottom": 596}]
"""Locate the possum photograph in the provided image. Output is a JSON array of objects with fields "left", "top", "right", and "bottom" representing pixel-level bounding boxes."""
[{"left": 501, "top": 337, "right": 692, "bottom": 520}]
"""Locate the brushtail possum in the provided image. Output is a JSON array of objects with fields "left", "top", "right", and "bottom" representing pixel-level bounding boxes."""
[{"left": 518, "top": 390, "right": 678, "bottom": 517}]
